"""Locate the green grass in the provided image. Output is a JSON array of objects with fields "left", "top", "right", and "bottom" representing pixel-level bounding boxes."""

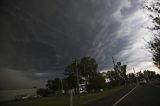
[{"left": 0, "top": 86, "right": 128, "bottom": 106}]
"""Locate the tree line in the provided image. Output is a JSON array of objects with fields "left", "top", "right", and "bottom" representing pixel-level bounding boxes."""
[
  {"left": 37, "top": 56, "right": 160, "bottom": 96},
  {"left": 37, "top": 57, "right": 106, "bottom": 96}
]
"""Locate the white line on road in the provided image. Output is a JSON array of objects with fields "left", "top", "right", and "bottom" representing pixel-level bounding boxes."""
[{"left": 112, "top": 86, "right": 137, "bottom": 106}]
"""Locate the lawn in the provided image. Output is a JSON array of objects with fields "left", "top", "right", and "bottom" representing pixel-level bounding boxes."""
[{"left": 0, "top": 86, "right": 130, "bottom": 106}]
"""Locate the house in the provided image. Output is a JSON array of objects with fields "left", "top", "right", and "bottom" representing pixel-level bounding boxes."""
[{"left": 79, "top": 77, "right": 87, "bottom": 94}]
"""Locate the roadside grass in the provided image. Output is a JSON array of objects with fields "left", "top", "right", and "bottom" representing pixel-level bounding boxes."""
[
  {"left": 73, "top": 86, "right": 125, "bottom": 106},
  {"left": 0, "top": 85, "right": 132, "bottom": 106}
]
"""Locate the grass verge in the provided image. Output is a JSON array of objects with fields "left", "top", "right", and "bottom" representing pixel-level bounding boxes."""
[{"left": 0, "top": 85, "right": 134, "bottom": 106}]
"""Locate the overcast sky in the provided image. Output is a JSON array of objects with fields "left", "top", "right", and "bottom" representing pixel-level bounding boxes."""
[{"left": 0, "top": 0, "right": 159, "bottom": 89}]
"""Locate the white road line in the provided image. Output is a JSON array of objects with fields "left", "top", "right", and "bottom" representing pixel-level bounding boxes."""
[{"left": 112, "top": 86, "right": 137, "bottom": 106}]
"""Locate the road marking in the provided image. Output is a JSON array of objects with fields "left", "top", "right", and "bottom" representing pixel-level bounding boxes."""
[{"left": 112, "top": 86, "right": 137, "bottom": 106}]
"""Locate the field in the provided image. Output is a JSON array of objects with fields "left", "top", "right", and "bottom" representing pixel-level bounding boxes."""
[
  {"left": 0, "top": 88, "right": 37, "bottom": 101},
  {"left": 0, "top": 86, "right": 127, "bottom": 106}
]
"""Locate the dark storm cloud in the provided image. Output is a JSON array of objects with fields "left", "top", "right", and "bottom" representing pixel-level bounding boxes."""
[
  {"left": 0, "top": 0, "right": 144, "bottom": 88},
  {"left": 0, "top": 0, "right": 123, "bottom": 71}
]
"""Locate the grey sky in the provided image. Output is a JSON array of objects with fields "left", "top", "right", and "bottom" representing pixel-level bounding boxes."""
[{"left": 0, "top": 0, "right": 158, "bottom": 89}]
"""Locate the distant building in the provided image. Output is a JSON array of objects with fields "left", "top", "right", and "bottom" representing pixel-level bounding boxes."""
[{"left": 79, "top": 77, "right": 87, "bottom": 94}]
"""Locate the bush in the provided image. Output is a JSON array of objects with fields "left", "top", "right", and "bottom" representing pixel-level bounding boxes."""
[{"left": 37, "top": 88, "right": 50, "bottom": 97}]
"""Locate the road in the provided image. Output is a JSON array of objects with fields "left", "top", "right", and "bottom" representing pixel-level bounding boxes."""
[{"left": 88, "top": 80, "right": 160, "bottom": 106}]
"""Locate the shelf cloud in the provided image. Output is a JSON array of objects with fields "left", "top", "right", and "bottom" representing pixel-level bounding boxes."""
[{"left": 0, "top": 0, "right": 157, "bottom": 89}]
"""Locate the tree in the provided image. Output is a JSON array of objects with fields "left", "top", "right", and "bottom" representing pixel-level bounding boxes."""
[
  {"left": 63, "top": 62, "right": 78, "bottom": 89},
  {"left": 106, "top": 71, "right": 118, "bottom": 82},
  {"left": 78, "top": 57, "right": 98, "bottom": 77},
  {"left": 114, "top": 62, "right": 127, "bottom": 85},
  {"left": 63, "top": 57, "right": 105, "bottom": 92},
  {"left": 78, "top": 57, "right": 105, "bottom": 91},
  {"left": 136, "top": 71, "right": 144, "bottom": 81},
  {"left": 37, "top": 88, "right": 50, "bottom": 97},
  {"left": 106, "top": 70, "right": 119, "bottom": 87},
  {"left": 143, "top": 0, "right": 160, "bottom": 69},
  {"left": 120, "top": 64, "right": 127, "bottom": 84},
  {"left": 144, "top": 70, "right": 156, "bottom": 80},
  {"left": 46, "top": 78, "right": 61, "bottom": 91},
  {"left": 87, "top": 73, "right": 106, "bottom": 91},
  {"left": 127, "top": 73, "right": 136, "bottom": 83}
]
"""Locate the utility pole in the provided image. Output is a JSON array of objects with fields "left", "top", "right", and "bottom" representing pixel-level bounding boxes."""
[
  {"left": 112, "top": 56, "right": 116, "bottom": 71},
  {"left": 133, "top": 67, "right": 137, "bottom": 84},
  {"left": 60, "top": 79, "right": 64, "bottom": 94},
  {"left": 133, "top": 67, "right": 135, "bottom": 75},
  {"left": 70, "top": 89, "right": 73, "bottom": 106},
  {"left": 74, "top": 58, "right": 80, "bottom": 95}
]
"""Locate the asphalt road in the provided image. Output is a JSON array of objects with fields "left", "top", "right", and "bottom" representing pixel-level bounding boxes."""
[{"left": 88, "top": 80, "right": 160, "bottom": 106}]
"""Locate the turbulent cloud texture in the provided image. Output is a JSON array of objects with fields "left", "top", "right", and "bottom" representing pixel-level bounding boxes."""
[{"left": 0, "top": 0, "right": 156, "bottom": 89}]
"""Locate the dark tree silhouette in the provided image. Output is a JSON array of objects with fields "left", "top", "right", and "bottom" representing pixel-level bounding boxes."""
[
  {"left": 46, "top": 78, "right": 61, "bottom": 91},
  {"left": 143, "top": 0, "right": 160, "bottom": 69},
  {"left": 78, "top": 57, "right": 98, "bottom": 77},
  {"left": 63, "top": 57, "right": 105, "bottom": 92},
  {"left": 63, "top": 62, "right": 78, "bottom": 89}
]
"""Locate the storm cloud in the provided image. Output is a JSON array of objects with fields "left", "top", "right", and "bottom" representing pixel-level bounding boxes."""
[{"left": 0, "top": 0, "right": 156, "bottom": 89}]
